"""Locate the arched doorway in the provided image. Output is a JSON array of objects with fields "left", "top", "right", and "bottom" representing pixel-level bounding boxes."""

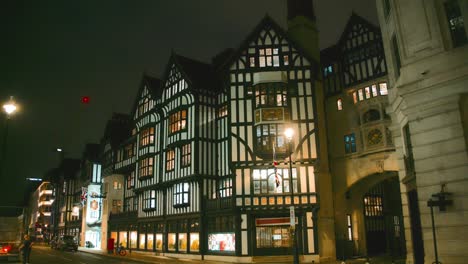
[{"left": 363, "top": 177, "right": 405, "bottom": 257}]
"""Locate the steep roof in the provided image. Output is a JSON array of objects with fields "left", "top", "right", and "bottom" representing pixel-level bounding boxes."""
[
  {"left": 170, "top": 53, "right": 219, "bottom": 94},
  {"left": 101, "top": 112, "right": 132, "bottom": 149},
  {"left": 337, "top": 12, "right": 381, "bottom": 46},
  {"left": 130, "top": 73, "right": 162, "bottom": 119},
  {"left": 218, "top": 14, "right": 320, "bottom": 76}
]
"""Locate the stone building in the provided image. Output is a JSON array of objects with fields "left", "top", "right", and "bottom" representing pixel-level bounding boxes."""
[{"left": 376, "top": 0, "right": 468, "bottom": 263}]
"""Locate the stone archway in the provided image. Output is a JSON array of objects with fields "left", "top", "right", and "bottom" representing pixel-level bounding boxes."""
[{"left": 345, "top": 172, "right": 405, "bottom": 258}]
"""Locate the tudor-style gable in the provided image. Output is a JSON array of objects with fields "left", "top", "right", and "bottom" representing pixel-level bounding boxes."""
[
  {"left": 223, "top": 15, "right": 319, "bottom": 78},
  {"left": 131, "top": 74, "right": 162, "bottom": 121},
  {"left": 337, "top": 13, "right": 387, "bottom": 87}
]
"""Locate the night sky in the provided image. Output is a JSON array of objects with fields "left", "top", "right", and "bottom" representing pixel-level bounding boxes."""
[{"left": 0, "top": 0, "right": 377, "bottom": 208}]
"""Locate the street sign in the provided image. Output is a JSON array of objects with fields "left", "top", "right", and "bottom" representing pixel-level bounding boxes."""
[{"left": 290, "top": 206, "right": 295, "bottom": 227}]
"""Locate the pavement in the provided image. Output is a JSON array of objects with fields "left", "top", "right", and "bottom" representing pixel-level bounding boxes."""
[{"left": 77, "top": 246, "right": 406, "bottom": 264}]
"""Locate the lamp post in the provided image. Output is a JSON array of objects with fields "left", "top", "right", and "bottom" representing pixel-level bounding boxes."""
[
  {"left": 285, "top": 127, "right": 299, "bottom": 264},
  {"left": 1, "top": 96, "right": 18, "bottom": 177}
]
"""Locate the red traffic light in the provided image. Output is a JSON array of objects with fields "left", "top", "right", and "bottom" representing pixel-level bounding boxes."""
[{"left": 81, "top": 96, "right": 90, "bottom": 104}]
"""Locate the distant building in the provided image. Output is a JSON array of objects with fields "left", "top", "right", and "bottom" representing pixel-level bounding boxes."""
[{"left": 28, "top": 181, "right": 54, "bottom": 241}]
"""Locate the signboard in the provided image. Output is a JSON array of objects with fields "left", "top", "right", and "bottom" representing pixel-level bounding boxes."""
[
  {"left": 86, "top": 184, "right": 101, "bottom": 225},
  {"left": 290, "top": 206, "right": 295, "bottom": 227}
]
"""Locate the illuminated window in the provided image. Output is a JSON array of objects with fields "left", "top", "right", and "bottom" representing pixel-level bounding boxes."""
[
  {"left": 169, "top": 110, "right": 187, "bottom": 134},
  {"left": 444, "top": 0, "right": 467, "bottom": 47},
  {"left": 323, "top": 65, "right": 333, "bottom": 77},
  {"left": 337, "top": 98, "right": 343, "bottom": 111},
  {"left": 174, "top": 182, "right": 189, "bottom": 207},
  {"left": 138, "top": 97, "right": 151, "bottom": 116},
  {"left": 283, "top": 55, "right": 289, "bottom": 66},
  {"left": 143, "top": 190, "right": 156, "bottom": 210},
  {"left": 218, "top": 178, "right": 232, "bottom": 198},
  {"left": 127, "top": 171, "right": 135, "bottom": 189},
  {"left": 252, "top": 168, "right": 297, "bottom": 194},
  {"left": 364, "top": 195, "right": 383, "bottom": 216},
  {"left": 347, "top": 214, "right": 353, "bottom": 241},
  {"left": 379, "top": 83, "right": 388, "bottom": 95},
  {"left": 249, "top": 57, "right": 255, "bottom": 67},
  {"left": 166, "top": 149, "right": 175, "bottom": 171},
  {"left": 112, "top": 200, "right": 122, "bottom": 214},
  {"left": 190, "top": 233, "right": 200, "bottom": 252},
  {"left": 178, "top": 233, "right": 187, "bottom": 252},
  {"left": 181, "top": 144, "right": 191, "bottom": 167},
  {"left": 255, "top": 124, "right": 287, "bottom": 154},
  {"left": 344, "top": 133, "right": 357, "bottom": 154},
  {"left": 218, "top": 105, "right": 228, "bottom": 118},
  {"left": 353, "top": 92, "right": 358, "bottom": 104},
  {"left": 139, "top": 127, "right": 155, "bottom": 147},
  {"left": 255, "top": 82, "right": 288, "bottom": 107},
  {"left": 139, "top": 157, "right": 153, "bottom": 178},
  {"left": 124, "top": 143, "right": 134, "bottom": 159},
  {"left": 365, "top": 87, "right": 371, "bottom": 99},
  {"left": 259, "top": 48, "right": 280, "bottom": 67},
  {"left": 113, "top": 181, "right": 122, "bottom": 190},
  {"left": 358, "top": 89, "right": 364, "bottom": 101},
  {"left": 372, "top": 85, "right": 378, "bottom": 97}
]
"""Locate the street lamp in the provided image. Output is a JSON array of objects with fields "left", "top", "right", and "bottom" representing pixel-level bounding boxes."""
[
  {"left": 284, "top": 127, "right": 299, "bottom": 264},
  {"left": 1, "top": 96, "right": 18, "bottom": 177}
]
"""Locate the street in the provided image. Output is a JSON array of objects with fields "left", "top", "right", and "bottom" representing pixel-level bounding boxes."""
[{"left": 0, "top": 245, "right": 154, "bottom": 264}]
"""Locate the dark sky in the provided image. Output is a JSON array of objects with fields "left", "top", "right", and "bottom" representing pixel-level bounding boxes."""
[{"left": 0, "top": 0, "right": 377, "bottom": 207}]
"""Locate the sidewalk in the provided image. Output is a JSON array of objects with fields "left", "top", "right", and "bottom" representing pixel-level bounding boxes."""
[{"left": 78, "top": 247, "right": 405, "bottom": 264}]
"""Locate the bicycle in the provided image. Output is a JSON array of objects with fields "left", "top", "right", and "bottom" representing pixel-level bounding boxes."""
[{"left": 115, "top": 243, "right": 127, "bottom": 256}]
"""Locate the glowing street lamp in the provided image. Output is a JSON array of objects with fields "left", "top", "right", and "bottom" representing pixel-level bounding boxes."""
[
  {"left": 2, "top": 96, "right": 17, "bottom": 118},
  {"left": 1, "top": 96, "right": 19, "bottom": 177},
  {"left": 284, "top": 127, "right": 299, "bottom": 264}
]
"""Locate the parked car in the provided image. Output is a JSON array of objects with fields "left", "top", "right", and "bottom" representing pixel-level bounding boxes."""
[
  {"left": 56, "top": 235, "right": 78, "bottom": 251},
  {"left": 0, "top": 217, "right": 21, "bottom": 262},
  {"left": 0, "top": 242, "right": 20, "bottom": 262}
]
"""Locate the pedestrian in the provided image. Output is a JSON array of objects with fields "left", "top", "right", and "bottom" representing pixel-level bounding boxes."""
[{"left": 19, "top": 234, "right": 33, "bottom": 264}]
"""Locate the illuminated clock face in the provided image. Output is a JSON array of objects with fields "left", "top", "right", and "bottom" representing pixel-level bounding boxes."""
[{"left": 368, "top": 129, "right": 383, "bottom": 145}]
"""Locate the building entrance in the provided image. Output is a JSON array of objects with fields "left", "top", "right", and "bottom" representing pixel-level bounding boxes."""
[
  {"left": 363, "top": 177, "right": 405, "bottom": 257},
  {"left": 254, "top": 217, "right": 295, "bottom": 255}
]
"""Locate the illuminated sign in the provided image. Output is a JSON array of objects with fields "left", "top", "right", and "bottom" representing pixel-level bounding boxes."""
[{"left": 86, "top": 184, "right": 101, "bottom": 225}]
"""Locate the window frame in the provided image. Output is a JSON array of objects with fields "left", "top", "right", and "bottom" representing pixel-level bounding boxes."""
[
  {"left": 255, "top": 124, "right": 288, "bottom": 155},
  {"left": 143, "top": 190, "right": 156, "bottom": 211},
  {"left": 444, "top": 0, "right": 468, "bottom": 47},
  {"left": 181, "top": 144, "right": 191, "bottom": 167},
  {"left": 252, "top": 168, "right": 298, "bottom": 195},
  {"left": 138, "top": 157, "right": 154, "bottom": 178},
  {"left": 174, "top": 182, "right": 190, "bottom": 207},
  {"left": 169, "top": 109, "right": 187, "bottom": 134},
  {"left": 139, "top": 126, "right": 155, "bottom": 147},
  {"left": 166, "top": 149, "right": 175, "bottom": 171},
  {"left": 344, "top": 133, "right": 357, "bottom": 154}
]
